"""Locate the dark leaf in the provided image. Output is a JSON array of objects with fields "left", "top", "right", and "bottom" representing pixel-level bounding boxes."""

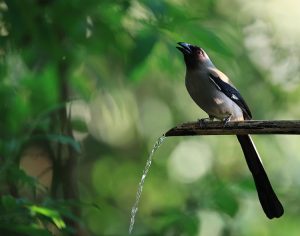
[{"left": 71, "top": 119, "right": 88, "bottom": 133}]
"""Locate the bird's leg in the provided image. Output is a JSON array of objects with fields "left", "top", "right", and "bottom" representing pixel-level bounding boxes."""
[
  {"left": 223, "top": 114, "right": 232, "bottom": 127},
  {"left": 198, "top": 115, "right": 214, "bottom": 128}
]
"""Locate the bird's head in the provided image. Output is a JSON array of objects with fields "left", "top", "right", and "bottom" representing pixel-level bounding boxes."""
[{"left": 176, "top": 42, "right": 212, "bottom": 69}]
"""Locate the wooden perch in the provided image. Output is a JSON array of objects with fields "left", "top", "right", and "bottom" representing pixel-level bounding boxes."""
[{"left": 165, "top": 120, "right": 300, "bottom": 136}]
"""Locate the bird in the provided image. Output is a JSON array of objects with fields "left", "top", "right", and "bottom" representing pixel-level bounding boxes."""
[{"left": 176, "top": 42, "right": 284, "bottom": 219}]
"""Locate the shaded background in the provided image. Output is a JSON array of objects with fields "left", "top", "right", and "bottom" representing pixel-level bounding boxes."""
[{"left": 1, "top": 0, "right": 300, "bottom": 235}]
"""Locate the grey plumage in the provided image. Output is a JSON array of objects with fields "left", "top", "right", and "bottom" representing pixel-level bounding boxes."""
[{"left": 177, "top": 42, "right": 283, "bottom": 218}]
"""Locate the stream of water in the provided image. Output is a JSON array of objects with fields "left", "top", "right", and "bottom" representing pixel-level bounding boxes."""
[{"left": 128, "top": 135, "right": 166, "bottom": 234}]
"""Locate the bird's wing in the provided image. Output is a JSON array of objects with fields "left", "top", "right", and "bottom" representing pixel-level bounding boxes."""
[{"left": 208, "top": 68, "right": 252, "bottom": 119}]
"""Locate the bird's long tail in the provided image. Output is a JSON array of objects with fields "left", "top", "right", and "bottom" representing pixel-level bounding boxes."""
[{"left": 236, "top": 135, "right": 284, "bottom": 219}]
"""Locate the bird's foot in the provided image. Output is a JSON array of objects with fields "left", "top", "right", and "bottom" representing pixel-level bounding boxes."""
[
  {"left": 222, "top": 115, "right": 232, "bottom": 128},
  {"left": 198, "top": 116, "right": 214, "bottom": 128}
]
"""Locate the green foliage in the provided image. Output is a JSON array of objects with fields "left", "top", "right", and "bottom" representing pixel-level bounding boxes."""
[
  {"left": 71, "top": 119, "right": 88, "bottom": 133},
  {"left": 28, "top": 205, "right": 66, "bottom": 229},
  {"left": 151, "top": 208, "right": 199, "bottom": 235},
  {"left": 0, "top": 195, "right": 72, "bottom": 235}
]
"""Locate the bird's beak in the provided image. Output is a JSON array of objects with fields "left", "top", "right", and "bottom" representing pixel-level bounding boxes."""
[{"left": 176, "top": 42, "right": 192, "bottom": 55}]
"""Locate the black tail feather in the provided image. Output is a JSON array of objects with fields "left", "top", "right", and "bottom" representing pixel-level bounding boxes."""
[{"left": 237, "top": 135, "right": 284, "bottom": 219}]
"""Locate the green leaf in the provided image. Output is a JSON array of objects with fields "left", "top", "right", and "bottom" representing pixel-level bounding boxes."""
[
  {"left": 192, "top": 25, "right": 232, "bottom": 56},
  {"left": 27, "top": 205, "right": 66, "bottom": 229},
  {"left": 127, "top": 29, "right": 158, "bottom": 80},
  {"left": 71, "top": 119, "right": 88, "bottom": 133},
  {"left": 152, "top": 209, "right": 199, "bottom": 235},
  {"left": 9, "top": 165, "right": 38, "bottom": 187},
  {"left": 213, "top": 183, "right": 239, "bottom": 217},
  {"left": 0, "top": 224, "right": 52, "bottom": 236},
  {"left": 1, "top": 195, "right": 16, "bottom": 210},
  {"left": 47, "top": 135, "right": 80, "bottom": 152},
  {"left": 30, "top": 134, "right": 81, "bottom": 152}
]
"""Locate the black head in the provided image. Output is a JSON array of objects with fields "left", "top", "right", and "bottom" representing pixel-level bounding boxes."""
[{"left": 176, "top": 42, "right": 210, "bottom": 69}]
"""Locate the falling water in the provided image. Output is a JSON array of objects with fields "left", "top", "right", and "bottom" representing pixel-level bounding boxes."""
[{"left": 129, "top": 135, "right": 166, "bottom": 234}]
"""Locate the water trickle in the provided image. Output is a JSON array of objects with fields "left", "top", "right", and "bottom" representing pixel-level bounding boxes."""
[{"left": 129, "top": 135, "right": 166, "bottom": 234}]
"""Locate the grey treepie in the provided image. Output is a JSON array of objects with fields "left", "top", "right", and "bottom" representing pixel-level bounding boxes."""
[{"left": 176, "top": 42, "right": 284, "bottom": 219}]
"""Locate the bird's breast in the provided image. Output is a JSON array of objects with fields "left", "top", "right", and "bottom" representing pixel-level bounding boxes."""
[{"left": 185, "top": 70, "right": 243, "bottom": 120}]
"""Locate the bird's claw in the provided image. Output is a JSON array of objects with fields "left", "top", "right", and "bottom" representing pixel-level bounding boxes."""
[
  {"left": 198, "top": 117, "right": 214, "bottom": 128},
  {"left": 223, "top": 115, "right": 232, "bottom": 128}
]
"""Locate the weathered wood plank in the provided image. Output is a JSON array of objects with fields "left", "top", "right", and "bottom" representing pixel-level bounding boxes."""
[{"left": 165, "top": 120, "right": 300, "bottom": 136}]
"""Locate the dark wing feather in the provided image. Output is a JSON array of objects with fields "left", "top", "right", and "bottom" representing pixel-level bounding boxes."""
[{"left": 209, "top": 73, "right": 252, "bottom": 119}]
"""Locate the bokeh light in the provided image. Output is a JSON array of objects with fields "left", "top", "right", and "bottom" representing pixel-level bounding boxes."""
[
  {"left": 168, "top": 139, "right": 213, "bottom": 183},
  {"left": 88, "top": 89, "right": 138, "bottom": 147}
]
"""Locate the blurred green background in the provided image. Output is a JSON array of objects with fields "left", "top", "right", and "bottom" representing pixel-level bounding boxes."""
[{"left": 1, "top": 0, "right": 300, "bottom": 235}]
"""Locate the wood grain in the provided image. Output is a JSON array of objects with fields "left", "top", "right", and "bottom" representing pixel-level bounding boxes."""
[{"left": 165, "top": 120, "right": 300, "bottom": 136}]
